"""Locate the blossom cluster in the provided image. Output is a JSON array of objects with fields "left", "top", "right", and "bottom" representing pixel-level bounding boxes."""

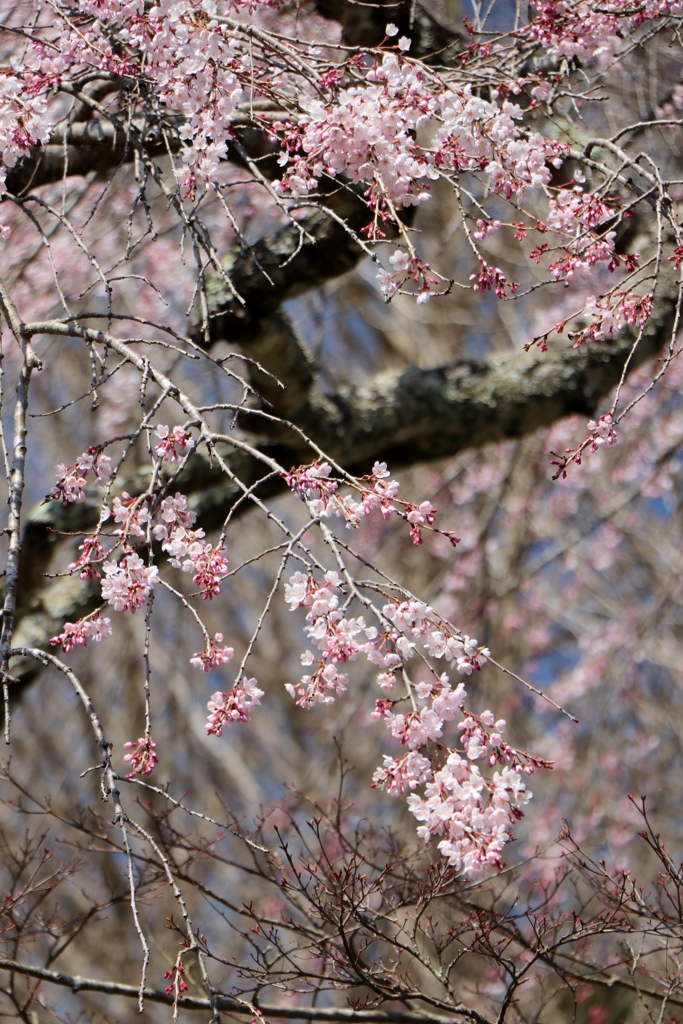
[
  {"left": 567, "top": 292, "right": 652, "bottom": 346},
  {"left": 55, "top": 470, "right": 255, "bottom": 753},
  {"left": 49, "top": 443, "right": 249, "bottom": 761},
  {"left": 372, "top": 665, "right": 546, "bottom": 875},
  {"left": 383, "top": 599, "right": 490, "bottom": 678},
  {"left": 101, "top": 553, "right": 159, "bottom": 613},
  {"left": 151, "top": 493, "right": 229, "bottom": 597},
  {"left": 377, "top": 250, "right": 439, "bottom": 303},
  {"left": 31, "top": 0, "right": 250, "bottom": 193},
  {"left": 190, "top": 632, "right": 235, "bottom": 672},
  {"left": 0, "top": 0, "right": 301, "bottom": 197},
  {"left": 284, "top": 570, "right": 363, "bottom": 706},
  {"left": 68, "top": 536, "right": 107, "bottom": 580},
  {"left": 379, "top": 675, "right": 469, "bottom": 748},
  {"left": 408, "top": 755, "right": 531, "bottom": 876},
  {"left": 275, "top": 52, "right": 439, "bottom": 212},
  {"left": 525, "top": 0, "right": 683, "bottom": 61},
  {"left": 282, "top": 567, "right": 539, "bottom": 875},
  {"left": 154, "top": 424, "right": 192, "bottom": 463},
  {"left": 0, "top": 0, "right": 671, "bottom": 335},
  {"left": 51, "top": 447, "right": 112, "bottom": 504},
  {"left": 550, "top": 409, "right": 620, "bottom": 478},
  {"left": 542, "top": 189, "right": 624, "bottom": 282},
  {"left": 123, "top": 736, "right": 159, "bottom": 777},
  {"left": 587, "top": 412, "right": 619, "bottom": 452},
  {"left": 284, "top": 460, "right": 399, "bottom": 527},
  {"left": 110, "top": 492, "right": 150, "bottom": 540},
  {"left": 533, "top": 285, "right": 652, "bottom": 353},
  {"left": 50, "top": 613, "right": 112, "bottom": 653},
  {"left": 372, "top": 750, "right": 433, "bottom": 793},
  {"left": 53, "top": 474, "right": 238, "bottom": 758},
  {"left": 470, "top": 258, "right": 517, "bottom": 298},
  {"left": 205, "top": 679, "right": 265, "bottom": 735},
  {"left": 273, "top": 50, "right": 588, "bottom": 305},
  {"left": 275, "top": 56, "right": 567, "bottom": 215},
  {"left": 0, "top": 70, "right": 50, "bottom": 194},
  {"left": 284, "top": 460, "right": 446, "bottom": 545},
  {"left": 269, "top": 42, "right": 650, "bottom": 308},
  {"left": 284, "top": 575, "right": 492, "bottom": 703},
  {"left": 94, "top": 490, "right": 230, "bottom": 611}
]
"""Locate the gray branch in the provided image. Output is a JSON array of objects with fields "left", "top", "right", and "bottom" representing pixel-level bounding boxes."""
[
  {"left": 195, "top": 190, "right": 373, "bottom": 418},
  {"left": 0, "top": 958, "right": 479, "bottom": 1024},
  {"left": 292, "top": 314, "right": 675, "bottom": 466}
]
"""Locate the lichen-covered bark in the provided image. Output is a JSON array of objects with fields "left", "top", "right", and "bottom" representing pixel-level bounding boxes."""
[{"left": 294, "top": 317, "right": 675, "bottom": 467}]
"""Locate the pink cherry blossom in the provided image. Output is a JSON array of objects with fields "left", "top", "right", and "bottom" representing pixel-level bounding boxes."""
[
  {"left": 101, "top": 554, "right": 158, "bottom": 613},
  {"left": 407, "top": 753, "right": 531, "bottom": 877},
  {"left": 587, "top": 413, "right": 619, "bottom": 452},
  {"left": 187, "top": 544, "right": 229, "bottom": 599},
  {"left": 372, "top": 751, "right": 433, "bottom": 793},
  {"left": 51, "top": 447, "right": 111, "bottom": 504},
  {"left": 205, "top": 679, "right": 264, "bottom": 735},
  {"left": 68, "top": 536, "right": 107, "bottom": 580},
  {"left": 111, "top": 492, "right": 151, "bottom": 540},
  {"left": 123, "top": 736, "right": 158, "bottom": 777},
  {"left": 190, "top": 633, "right": 235, "bottom": 672},
  {"left": 50, "top": 614, "right": 113, "bottom": 653},
  {"left": 154, "top": 424, "right": 192, "bottom": 463}
]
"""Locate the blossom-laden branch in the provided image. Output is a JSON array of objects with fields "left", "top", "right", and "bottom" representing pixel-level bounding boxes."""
[
  {"left": 0, "top": 0, "right": 681, "bottom": 952},
  {"left": 5, "top": 217, "right": 680, "bottom": 708}
]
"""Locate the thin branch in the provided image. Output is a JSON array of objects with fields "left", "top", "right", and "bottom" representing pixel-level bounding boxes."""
[{"left": 0, "top": 957, "right": 479, "bottom": 1024}]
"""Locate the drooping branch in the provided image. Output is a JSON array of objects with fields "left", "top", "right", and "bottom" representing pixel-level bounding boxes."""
[
  {"left": 8, "top": 245, "right": 678, "bottom": 684},
  {"left": 9, "top": 446, "right": 273, "bottom": 689}
]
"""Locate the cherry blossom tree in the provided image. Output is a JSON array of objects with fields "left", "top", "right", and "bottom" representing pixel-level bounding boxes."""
[{"left": 1, "top": 0, "right": 683, "bottom": 1020}]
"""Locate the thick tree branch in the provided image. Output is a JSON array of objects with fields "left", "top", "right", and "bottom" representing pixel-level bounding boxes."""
[
  {"left": 195, "top": 188, "right": 374, "bottom": 418},
  {"left": 6, "top": 115, "right": 280, "bottom": 195},
  {"left": 291, "top": 315, "right": 677, "bottom": 466},
  {"left": 206, "top": 203, "right": 678, "bottom": 463},
  {"left": 198, "top": 189, "right": 372, "bottom": 340},
  {"left": 201, "top": 212, "right": 680, "bottom": 468}
]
